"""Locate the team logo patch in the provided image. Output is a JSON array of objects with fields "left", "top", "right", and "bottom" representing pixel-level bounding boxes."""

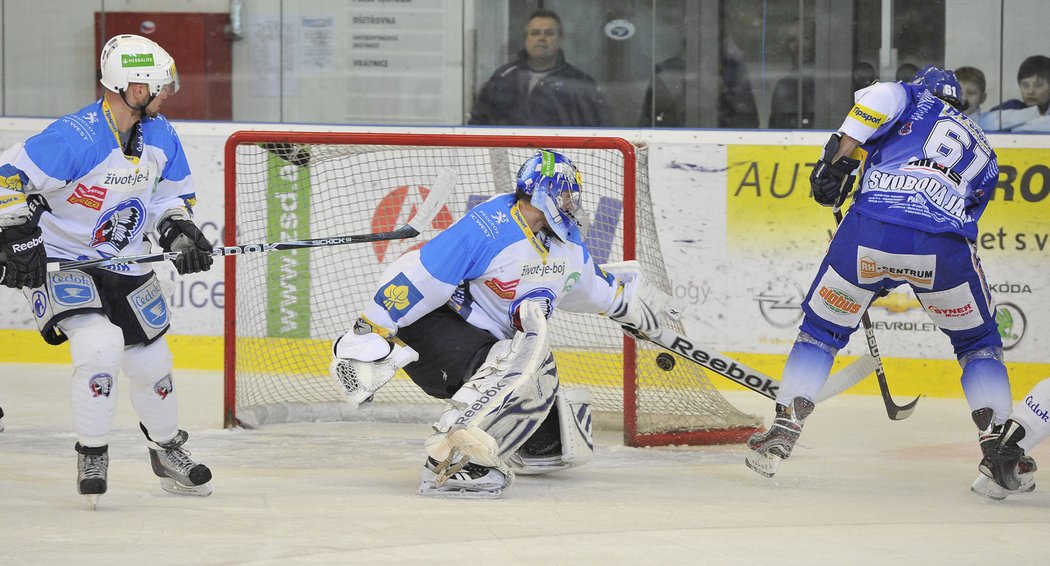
[
  {"left": 90, "top": 198, "right": 146, "bottom": 253},
  {"left": 898, "top": 121, "right": 912, "bottom": 135},
  {"left": 375, "top": 273, "right": 423, "bottom": 322},
  {"left": 67, "top": 183, "right": 107, "bottom": 210},
  {"left": 89, "top": 373, "right": 113, "bottom": 398},
  {"left": 562, "top": 271, "right": 581, "bottom": 295},
  {"left": 484, "top": 277, "right": 519, "bottom": 300},
  {"left": 50, "top": 271, "right": 96, "bottom": 306},
  {"left": 31, "top": 290, "right": 47, "bottom": 318},
  {"left": 510, "top": 288, "right": 557, "bottom": 321},
  {"left": 154, "top": 374, "right": 174, "bottom": 399}
]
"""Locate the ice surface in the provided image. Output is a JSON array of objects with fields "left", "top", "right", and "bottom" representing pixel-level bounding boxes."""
[{"left": 1, "top": 363, "right": 1047, "bottom": 565}]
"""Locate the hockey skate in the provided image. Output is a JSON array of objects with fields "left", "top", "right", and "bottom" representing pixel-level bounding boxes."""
[
  {"left": 142, "top": 425, "right": 213, "bottom": 497},
  {"left": 745, "top": 397, "right": 815, "bottom": 478},
  {"left": 419, "top": 454, "right": 511, "bottom": 499},
  {"left": 971, "top": 416, "right": 1032, "bottom": 500},
  {"left": 75, "top": 443, "right": 109, "bottom": 510}
]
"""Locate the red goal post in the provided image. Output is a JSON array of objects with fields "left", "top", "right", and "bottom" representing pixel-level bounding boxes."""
[{"left": 223, "top": 131, "right": 760, "bottom": 446}]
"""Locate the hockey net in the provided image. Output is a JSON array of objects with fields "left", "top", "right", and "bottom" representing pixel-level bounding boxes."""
[{"left": 223, "top": 132, "right": 761, "bottom": 446}]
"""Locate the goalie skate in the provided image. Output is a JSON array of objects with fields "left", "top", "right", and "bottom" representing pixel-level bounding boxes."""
[
  {"left": 144, "top": 428, "right": 213, "bottom": 497},
  {"left": 745, "top": 397, "right": 814, "bottom": 478},
  {"left": 419, "top": 454, "right": 511, "bottom": 499}
]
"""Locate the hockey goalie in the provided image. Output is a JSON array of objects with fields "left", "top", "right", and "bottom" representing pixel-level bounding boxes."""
[{"left": 329, "top": 150, "right": 664, "bottom": 498}]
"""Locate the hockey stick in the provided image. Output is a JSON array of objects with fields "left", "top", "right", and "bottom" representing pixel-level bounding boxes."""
[
  {"left": 833, "top": 208, "right": 920, "bottom": 420},
  {"left": 50, "top": 169, "right": 458, "bottom": 272},
  {"left": 638, "top": 326, "right": 878, "bottom": 403}
]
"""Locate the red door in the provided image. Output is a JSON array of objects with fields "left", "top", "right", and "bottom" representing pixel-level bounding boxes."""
[{"left": 96, "top": 12, "right": 233, "bottom": 120}]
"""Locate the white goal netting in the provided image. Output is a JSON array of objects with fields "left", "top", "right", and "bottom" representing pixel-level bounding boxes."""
[{"left": 224, "top": 132, "right": 760, "bottom": 446}]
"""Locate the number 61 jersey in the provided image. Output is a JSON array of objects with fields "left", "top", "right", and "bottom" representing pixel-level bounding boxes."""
[{"left": 838, "top": 81, "right": 999, "bottom": 241}]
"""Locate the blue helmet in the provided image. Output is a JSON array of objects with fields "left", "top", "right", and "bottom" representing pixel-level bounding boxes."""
[
  {"left": 515, "top": 149, "right": 583, "bottom": 241},
  {"left": 910, "top": 65, "right": 966, "bottom": 111}
]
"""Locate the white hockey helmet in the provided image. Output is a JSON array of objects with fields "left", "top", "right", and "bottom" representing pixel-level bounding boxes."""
[{"left": 99, "top": 34, "right": 180, "bottom": 96}]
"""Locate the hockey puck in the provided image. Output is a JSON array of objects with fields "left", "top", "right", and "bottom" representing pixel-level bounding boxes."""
[{"left": 656, "top": 352, "right": 676, "bottom": 371}]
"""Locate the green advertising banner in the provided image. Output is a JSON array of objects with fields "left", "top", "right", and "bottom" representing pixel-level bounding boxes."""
[{"left": 266, "top": 154, "right": 312, "bottom": 338}]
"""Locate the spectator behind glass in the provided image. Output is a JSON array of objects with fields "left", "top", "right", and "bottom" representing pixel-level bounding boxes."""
[
  {"left": 895, "top": 63, "right": 919, "bottom": 83},
  {"left": 954, "top": 66, "right": 987, "bottom": 122},
  {"left": 768, "top": 20, "right": 815, "bottom": 129},
  {"left": 980, "top": 55, "right": 1050, "bottom": 132},
  {"left": 468, "top": 9, "right": 613, "bottom": 127},
  {"left": 638, "top": 39, "right": 759, "bottom": 128}
]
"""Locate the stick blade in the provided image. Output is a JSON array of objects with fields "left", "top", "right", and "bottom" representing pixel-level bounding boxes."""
[
  {"left": 407, "top": 169, "right": 457, "bottom": 234},
  {"left": 885, "top": 394, "right": 921, "bottom": 420},
  {"left": 814, "top": 354, "right": 878, "bottom": 403}
]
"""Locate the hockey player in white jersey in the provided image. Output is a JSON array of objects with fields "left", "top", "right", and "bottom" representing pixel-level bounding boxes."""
[
  {"left": 745, "top": 66, "right": 1022, "bottom": 488},
  {"left": 330, "top": 149, "right": 664, "bottom": 497},
  {"left": 0, "top": 35, "right": 214, "bottom": 506}
]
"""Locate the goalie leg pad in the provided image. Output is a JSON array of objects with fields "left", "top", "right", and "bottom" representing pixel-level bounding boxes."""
[{"left": 509, "top": 387, "right": 594, "bottom": 475}]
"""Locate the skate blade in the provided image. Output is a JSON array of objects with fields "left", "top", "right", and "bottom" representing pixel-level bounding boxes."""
[
  {"left": 745, "top": 450, "right": 782, "bottom": 478},
  {"left": 418, "top": 481, "right": 503, "bottom": 499},
  {"left": 84, "top": 494, "right": 102, "bottom": 510},
  {"left": 971, "top": 473, "right": 1036, "bottom": 500},
  {"left": 159, "top": 477, "right": 213, "bottom": 497}
]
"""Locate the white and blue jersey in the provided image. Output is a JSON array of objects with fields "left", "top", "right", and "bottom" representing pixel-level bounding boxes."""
[
  {"left": 0, "top": 98, "right": 197, "bottom": 276},
  {"left": 361, "top": 193, "right": 622, "bottom": 340},
  {"left": 840, "top": 81, "right": 998, "bottom": 241}
]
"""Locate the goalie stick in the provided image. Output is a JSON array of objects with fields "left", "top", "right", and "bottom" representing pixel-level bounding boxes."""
[
  {"left": 49, "top": 169, "right": 458, "bottom": 272},
  {"left": 833, "top": 208, "right": 920, "bottom": 420},
  {"left": 636, "top": 326, "right": 878, "bottom": 403}
]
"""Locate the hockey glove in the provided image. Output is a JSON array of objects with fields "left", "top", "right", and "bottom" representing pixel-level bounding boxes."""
[
  {"left": 157, "top": 214, "right": 214, "bottom": 275},
  {"left": 609, "top": 279, "right": 662, "bottom": 342},
  {"left": 810, "top": 133, "right": 861, "bottom": 208},
  {"left": 0, "top": 221, "right": 46, "bottom": 289}
]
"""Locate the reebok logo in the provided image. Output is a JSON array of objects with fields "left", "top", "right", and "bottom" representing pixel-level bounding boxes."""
[{"left": 12, "top": 235, "right": 42, "bottom": 253}]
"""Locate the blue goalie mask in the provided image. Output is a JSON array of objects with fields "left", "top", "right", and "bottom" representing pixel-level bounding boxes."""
[
  {"left": 516, "top": 149, "right": 583, "bottom": 241},
  {"left": 910, "top": 65, "right": 966, "bottom": 111}
]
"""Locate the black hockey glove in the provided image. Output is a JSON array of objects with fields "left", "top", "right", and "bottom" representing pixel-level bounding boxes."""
[
  {"left": 0, "top": 221, "right": 46, "bottom": 289},
  {"left": 810, "top": 134, "right": 861, "bottom": 208},
  {"left": 157, "top": 216, "right": 214, "bottom": 275}
]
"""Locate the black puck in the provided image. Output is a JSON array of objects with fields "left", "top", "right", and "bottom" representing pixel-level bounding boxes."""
[{"left": 656, "top": 352, "right": 676, "bottom": 371}]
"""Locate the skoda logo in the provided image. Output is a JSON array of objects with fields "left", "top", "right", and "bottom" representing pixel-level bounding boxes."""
[{"left": 996, "top": 302, "right": 1026, "bottom": 351}]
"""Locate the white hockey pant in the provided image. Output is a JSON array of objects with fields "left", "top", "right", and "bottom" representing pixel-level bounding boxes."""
[{"left": 60, "top": 313, "right": 180, "bottom": 447}]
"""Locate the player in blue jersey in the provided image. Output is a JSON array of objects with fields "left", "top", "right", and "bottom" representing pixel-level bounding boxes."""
[
  {"left": 330, "top": 149, "right": 664, "bottom": 497},
  {"left": 0, "top": 35, "right": 214, "bottom": 505},
  {"left": 744, "top": 66, "right": 1032, "bottom": 494}
]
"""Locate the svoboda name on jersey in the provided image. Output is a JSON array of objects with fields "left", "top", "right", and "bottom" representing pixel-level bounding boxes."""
[
  {"left": 864, "top": 170, "right": 971, "bottom": 223},
  {"left": 519, "top": 258, "right": 567, "bottom": 281}
]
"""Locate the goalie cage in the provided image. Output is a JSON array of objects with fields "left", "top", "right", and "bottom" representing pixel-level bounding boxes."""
[{"left": 223, "top": 131, "right": 761, "bottom": 446}]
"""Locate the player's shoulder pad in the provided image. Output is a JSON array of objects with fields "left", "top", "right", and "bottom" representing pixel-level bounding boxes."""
[
  {"left": 457, "top": 192, "right": 521, "bottom": 241},
  {"left": 139, "top": 114, "right": 183, "bottom": 154}
]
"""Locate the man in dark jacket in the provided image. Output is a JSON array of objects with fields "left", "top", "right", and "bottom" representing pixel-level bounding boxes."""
[{"left": 469, "top": 9, "right": 613, "bottom": 127}]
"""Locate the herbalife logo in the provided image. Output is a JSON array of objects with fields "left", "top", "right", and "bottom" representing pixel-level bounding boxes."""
[{"left": 122, "top": 53, "right": 155, "bottom": 67}]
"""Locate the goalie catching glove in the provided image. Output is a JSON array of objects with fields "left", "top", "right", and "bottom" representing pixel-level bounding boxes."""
[
  {"left": 810, "top": 133, "right": 861, "bottom": 208},
  {"left": 157, "top": 208, "right": 214, "bottom": 275},
  {"left": 330, "top": 318, "right": 419, "bottom": 409},
  {"left": 0, "top": 212, "right": 46, "bottom": 289}
]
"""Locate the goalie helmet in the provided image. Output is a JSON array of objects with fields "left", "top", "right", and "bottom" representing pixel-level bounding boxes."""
[
  {"left": 909, "top": 65, "right": 965, "bottom": 111},
  {"left": 99, "top": 34, "right": 180, "bottom": 96},
  {"left": 515, "top": 149, "right": 583, "bottom": 242}
]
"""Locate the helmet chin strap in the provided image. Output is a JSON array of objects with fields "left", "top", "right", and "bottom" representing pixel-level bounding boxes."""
[{"left": 118, "top": 88, "right": 156, "bottom": 118}]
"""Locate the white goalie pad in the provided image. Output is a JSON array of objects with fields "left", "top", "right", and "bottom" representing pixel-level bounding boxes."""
[
  {"left": 330, "top": 338, "right": 418, "bottom": 409},
  {"left": 428, "top": 301, "right": 558, "bottom": 465},
  {"left": 508, "top": 387, "right": 594, "bottom": 475}
]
